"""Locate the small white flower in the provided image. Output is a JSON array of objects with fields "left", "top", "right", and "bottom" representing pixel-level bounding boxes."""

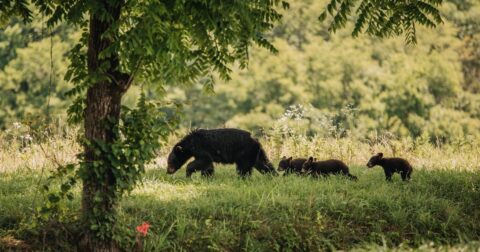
[
  {"left": 13, "top": 122, "right": 21, "bottom": 129},
  {"left": 24, "top": 134, "right": 33, "bottom": 141}
]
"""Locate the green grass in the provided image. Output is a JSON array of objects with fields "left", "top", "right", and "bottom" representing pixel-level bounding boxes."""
[{"left": 1, "top": 165, "right": 479, "bottom": 251}]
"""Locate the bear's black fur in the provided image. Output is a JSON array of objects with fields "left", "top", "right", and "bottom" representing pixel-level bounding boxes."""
[
  {"left": 366, "top": 153, "right": 413, "bottom": 181},
  {"left": 167, "top": 128, "right": 277, "bottom": 177},
  {"left": 302, "top": 157, "right": 357, "bottom": 180},
  {"left": 277, "top": 156, "right": 308, "bottom": 175}
]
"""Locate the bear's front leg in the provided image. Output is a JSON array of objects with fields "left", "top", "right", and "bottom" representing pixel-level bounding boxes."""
[
  {"left": 186, "top": 160, "right": 200, "bottom": 178},
  {"left": 186, "top": 158, "right": 215, "bottom": 178},
  {"left": 197, "top": 156, "right": 214, "bottom": 177},
  {"left": 406, "top": 169, "right": 412, "bottom": 181}
]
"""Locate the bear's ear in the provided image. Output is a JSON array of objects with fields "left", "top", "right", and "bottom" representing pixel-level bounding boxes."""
[
  {"left": 287, "top": 156, "right": 293, "bottom": 161},
  {"left": 175, "top": 146, "right": 183, "bottom": 152},
  {"left": 313, "top": 158, "right": 317, "bottom": 161},
  {"left": 282, "top": 156, "right": 287, "bottom": 160},
  {"left": 308, "top": 156, "right": 314, "bottom": 162},
  {"left": 377, "top": 152, "right": 383, "bottom": 158}
]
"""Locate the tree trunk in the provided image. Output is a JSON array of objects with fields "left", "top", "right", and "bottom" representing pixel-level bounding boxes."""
[{"left": 78, "top": 1, "right": 130, "bottom": 251}]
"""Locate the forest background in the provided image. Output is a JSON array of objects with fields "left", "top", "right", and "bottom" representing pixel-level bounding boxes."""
[{"left": 1, "top": 0, "right": 479, "bottom": 145}]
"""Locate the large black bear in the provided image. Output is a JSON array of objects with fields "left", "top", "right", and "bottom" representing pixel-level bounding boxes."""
[
  {"left": 166, "top": 128, "right": 277, "bottom": 177},
  {"left": 366, "top": 153, "right": 413, "bottom": 181},
  {"left": 302, "top": 157, "right": 358, "bottom": 180}
]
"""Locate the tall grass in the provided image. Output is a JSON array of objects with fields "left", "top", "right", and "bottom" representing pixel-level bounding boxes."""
[
  {"left": 0, "top": 122, "right": 479, "bottom": 251},
  {"left": 0, "top": 122, "right": 80, "bottom": 173},
  {"left": 2, "top": 122, "right": 478, "bottom": 174},
  {"left": 263, "top": 134, "right": 480, "bottom": 172}
]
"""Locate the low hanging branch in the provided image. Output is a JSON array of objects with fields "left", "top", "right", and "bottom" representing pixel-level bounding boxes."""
[{"left": 319, "top": 0, "right": 443, "bottom": 44}]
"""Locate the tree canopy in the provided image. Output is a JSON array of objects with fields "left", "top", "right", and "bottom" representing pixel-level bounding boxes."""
[{"left": 172, "top": 0, "right": 480, "bottom": 143}]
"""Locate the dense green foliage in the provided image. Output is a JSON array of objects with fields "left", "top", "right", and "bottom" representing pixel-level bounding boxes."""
[
  {"left": 174, "top": 0, "right": 480, "bottom": 143},
  {"left": 0, "top": 18, "right": 76, "bottom": 126},
  {"left": 1, "top": 0, "right": 479, "bottom": 143}
]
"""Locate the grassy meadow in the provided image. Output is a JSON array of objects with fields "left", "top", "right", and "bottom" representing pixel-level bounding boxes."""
[
  {"left": 1, "top": 0, "right": 480, "bottom": 251},
  {"left": 1, "top": 128, "right": 479, "bottom": 251}
]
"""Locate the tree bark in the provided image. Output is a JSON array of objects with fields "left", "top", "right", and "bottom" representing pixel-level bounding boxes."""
[{"left": 79, "top": 1, "right": 130, "bottom": 251}]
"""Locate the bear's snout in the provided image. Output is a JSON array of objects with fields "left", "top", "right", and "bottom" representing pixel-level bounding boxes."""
[{"left": 167, "top": 165, "right": 177, "bottom": 174}]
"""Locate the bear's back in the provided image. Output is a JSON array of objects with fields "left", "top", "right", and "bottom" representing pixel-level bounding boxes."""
[
  {"left": 314, "top": 159, "right": 349, "bottom": 173},
  {"left": 385, "top": 157, "right": 412, "bottom": 171},
  {"left": 190, "top": 128, "right": 257, "bottom": 162}
]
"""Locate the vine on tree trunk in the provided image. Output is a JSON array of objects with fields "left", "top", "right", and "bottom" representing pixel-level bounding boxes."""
[{"left": 34, "top": 93, "right": 181, "bottom": 249}]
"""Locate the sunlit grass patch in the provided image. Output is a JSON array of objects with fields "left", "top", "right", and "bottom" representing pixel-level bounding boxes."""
[
  {"left": 113, "top": 167, "right": 480, "bottom": 250},
  {"left": 132, "top": 179, "right": 207, "bottom": 202}
]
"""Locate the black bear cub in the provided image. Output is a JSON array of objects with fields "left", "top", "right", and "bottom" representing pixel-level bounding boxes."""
[
  {"left": 366, "top": 153, "right": 413, "bottom": 181},
  {"left": 302, "top": 157, "right": 357, "bottom": 180},
  {"left": 277, "top": 156, "right": 308, "bottom": 175}
]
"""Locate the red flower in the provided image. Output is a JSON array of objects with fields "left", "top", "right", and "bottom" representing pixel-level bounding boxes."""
[{"left": 136, "top": 222, "right": 150, "bottom": 237}]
